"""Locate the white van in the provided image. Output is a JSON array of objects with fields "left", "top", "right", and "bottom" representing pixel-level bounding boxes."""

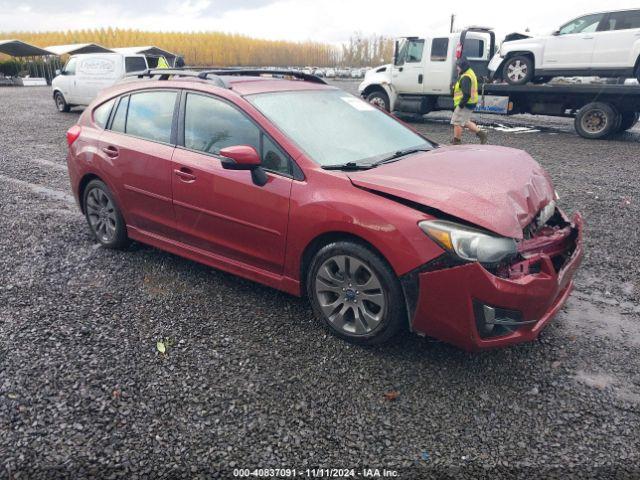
[{"left": 52, "top": 53, "right": 148, "bottom": 111}]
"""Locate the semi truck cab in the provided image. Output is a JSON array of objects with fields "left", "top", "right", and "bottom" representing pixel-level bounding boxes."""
[{"left": 359, "top": 27, "right": 495, "bottom": 113}]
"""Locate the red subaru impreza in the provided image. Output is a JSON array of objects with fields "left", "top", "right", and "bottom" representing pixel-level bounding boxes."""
[{"left": 65, "top": 69, "right": 583, "bottom": 350}]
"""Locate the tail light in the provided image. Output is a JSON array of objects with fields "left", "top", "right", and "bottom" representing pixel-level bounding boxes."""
[
  {"left": 455, "top": 43, "right": 463, "bottom": 58},
  {"left": 66, "top": 125, "right": 82, "bottom": 146}
]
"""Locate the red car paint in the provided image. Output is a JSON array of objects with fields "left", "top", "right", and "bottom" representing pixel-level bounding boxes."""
[{"left": 66, "top": 76, "right": 583, "bottom": 351}]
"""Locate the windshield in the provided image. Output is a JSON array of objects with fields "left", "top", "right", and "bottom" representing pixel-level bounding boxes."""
[{"left": 247, "top": 90, "right": 432, "bottom": 167}]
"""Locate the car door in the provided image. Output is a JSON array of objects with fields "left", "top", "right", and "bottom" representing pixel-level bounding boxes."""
[
  {"left": 541, "top": 13, "right": 605, "bottom": 69},
  {"left": 171, "top": 91, "right": 293, "bottom": 274},
  {"left": 391, "top": 38, "right": 426, "bottom": 94},
  {"left": 58, "top": 57, "right": 79, "bottom": 103},
  {"left": 99, "top": 90, "right": 179, "bottom": 238},
  {"left": 423, "top": 37, "right": 454, "bottom": 94},
  {"left": 592, "top": 10, "right": 640, "bottom": 69}
]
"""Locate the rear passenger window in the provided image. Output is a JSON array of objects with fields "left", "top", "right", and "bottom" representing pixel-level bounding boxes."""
[
  {"left": 110, "top": 96, "right": 129, "bottom": 133},
  {"left": 126, "top": 91, "right": 177, "bottom": 143},
  {"left": 184, "top": 93, "right": 260, "bottom": 154},
  {"left": 462, "top": 39, "right": 485, "bottom": 59},
  {"left": 607, "top": 10, "right": 640, "bottom": 30},
  {"left": 125, "top": 57, "right": 147, "bottom": 73},
  {"left": 93, "top": 98, "right": 115, "bottom": 129},
  {"left": 431, "top": 38, "right": 449, "bottom": 61}
]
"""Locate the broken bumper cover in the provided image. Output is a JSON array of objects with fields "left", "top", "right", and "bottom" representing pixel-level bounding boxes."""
[{"left": 410, "top": 213, "right": 583, "bottom": 351}]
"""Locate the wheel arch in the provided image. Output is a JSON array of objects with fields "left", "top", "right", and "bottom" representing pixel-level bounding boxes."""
[
  {"left": 361, "top": 84, "right": 388, "bottom": 98},
  {"left": 77, "top": 173, "right": 104, "bottom": 214},
  {"left": 300, "top": 231, "right": 391, "bottom": 291}
]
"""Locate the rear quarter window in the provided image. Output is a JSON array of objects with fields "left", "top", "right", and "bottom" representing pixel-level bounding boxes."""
[{"left": 93, "top": 98, "right": 115, "bottom": 129}]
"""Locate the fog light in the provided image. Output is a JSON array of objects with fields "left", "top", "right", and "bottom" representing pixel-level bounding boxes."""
[{"left": 473, "top": 301, "right": 535, "bottom": 338}]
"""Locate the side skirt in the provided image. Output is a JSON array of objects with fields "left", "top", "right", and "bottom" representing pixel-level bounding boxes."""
[{"left": 127, "top": 225, "right": 301, "bottom": 296}]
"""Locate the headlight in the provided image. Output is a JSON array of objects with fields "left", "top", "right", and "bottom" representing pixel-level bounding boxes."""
[{"left": 419, "top": 219, "right": 517, "bottom": 264}]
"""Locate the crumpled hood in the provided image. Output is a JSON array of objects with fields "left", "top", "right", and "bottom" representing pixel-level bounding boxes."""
[{"left": 348, "top": 145, "right": 555, "bottom": 239}]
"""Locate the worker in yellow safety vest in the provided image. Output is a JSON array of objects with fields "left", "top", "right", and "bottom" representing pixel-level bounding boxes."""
[
  {"left": 156, "top": 56, "right": 171, "bottom": 69},
  {"left": 450, "top": 57, "right": 488, "bottom": 145}
]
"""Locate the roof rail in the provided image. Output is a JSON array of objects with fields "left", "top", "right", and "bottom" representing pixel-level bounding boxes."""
[
  {"left": 128, "top": 67, "right": 327, "bottom": 87},
  {"left": 130, "top": 68, "right": 227, "bottom": 88},
  {"left": 195, "top": 69, "right": 328, "bottom": 85}
]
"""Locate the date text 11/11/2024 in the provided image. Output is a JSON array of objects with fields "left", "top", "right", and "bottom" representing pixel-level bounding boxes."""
[{"left": 232, "top": 468, "right": 399, "bottom": 477}]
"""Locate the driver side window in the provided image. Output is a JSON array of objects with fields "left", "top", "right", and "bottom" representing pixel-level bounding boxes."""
[
  {"left": 183, "top": 92, "right": 292, "bottom": 176},
  {"left": 558, "top": 13, "right": 604, "bottom": 35},
  {"left": 63, "top": 57, "right": 77, "bottom": 75}
]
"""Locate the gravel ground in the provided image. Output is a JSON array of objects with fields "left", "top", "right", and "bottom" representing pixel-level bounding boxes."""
[{"left": 0, "top": 84, "right": 639, "bottom": 479}]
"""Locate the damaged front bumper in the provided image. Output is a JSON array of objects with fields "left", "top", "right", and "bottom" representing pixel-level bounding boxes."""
[{"left": 407, "top": 211, "right": 583, "bottom": 351}]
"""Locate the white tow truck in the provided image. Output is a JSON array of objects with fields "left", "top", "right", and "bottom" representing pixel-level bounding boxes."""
[{"left": 358, "top": 27, "right": 640, "bottom": 139}]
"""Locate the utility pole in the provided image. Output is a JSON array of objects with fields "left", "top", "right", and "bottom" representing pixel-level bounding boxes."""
[{"left": 450, "top": 14, "right": 455, "bottom": 33}]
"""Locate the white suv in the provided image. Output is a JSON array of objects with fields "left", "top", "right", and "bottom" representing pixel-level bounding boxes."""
[{"left": 489, "top": 9, "right": 640, "bottom": 85}]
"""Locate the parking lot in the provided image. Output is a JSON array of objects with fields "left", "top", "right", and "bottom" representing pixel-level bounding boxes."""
[{"left": 1, "top": 84, "right": 639, "bottom": 479}]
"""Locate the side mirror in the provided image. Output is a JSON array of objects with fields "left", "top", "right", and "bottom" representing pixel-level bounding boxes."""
[
  {"left": 55, "top": 69, "right": 61, "bottom": 76},
  {"left": 220, "top": 145, "right": 267, "bottom": 186},
  {"left": 552, "top": 30, "right": 560, "bottom": 36}
]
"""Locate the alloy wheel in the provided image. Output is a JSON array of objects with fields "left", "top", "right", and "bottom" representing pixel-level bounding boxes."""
[
  {"left": 314, "top": 255, "right": 386, "bottom": 336},
  {"left": 86, "top": 187, "right": 117, "bottom": 243},
  {"left": 507, "top": 60, "right": 527, "bottom": 82}
]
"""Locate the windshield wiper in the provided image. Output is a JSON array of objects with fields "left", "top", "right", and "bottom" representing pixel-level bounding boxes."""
[
  {"left": 370, "top": 147, "right": 431, "bottom": 167},
  {"left": 322, "top": 162, "right": 374, "bottom": 171}
]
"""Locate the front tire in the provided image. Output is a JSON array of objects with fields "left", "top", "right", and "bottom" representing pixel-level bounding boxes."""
[
  {"left": 54, "top": 91, "right": 70, "bottom": 112},
  {"left": 83, "top": 179, "right": 129, "bottom": 249},
  {"left": 306, "top": 241, "right": 405, "bottom": 345},
  {"left": 366, "top": 90, "right": 390, "bottom": 112},
  {"left": 503, "top": 55, "right": 534, "bottom": 85}
]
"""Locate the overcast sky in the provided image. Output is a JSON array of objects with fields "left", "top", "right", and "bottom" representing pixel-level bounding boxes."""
[{"left": 0, "top": 0, "right": 638, "bottom": 44}]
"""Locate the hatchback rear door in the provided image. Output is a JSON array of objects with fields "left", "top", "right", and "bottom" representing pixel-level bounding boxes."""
[
  {"left": 99, "top": 90, "right": 179, "bottom": 238},
  {"left": 170, "top": 91, "right": 293, "bottom": 275}
]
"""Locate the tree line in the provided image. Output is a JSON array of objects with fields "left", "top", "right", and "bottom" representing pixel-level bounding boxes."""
[{"left": 0, "top": 28, "right": 394, "bottom": 67}]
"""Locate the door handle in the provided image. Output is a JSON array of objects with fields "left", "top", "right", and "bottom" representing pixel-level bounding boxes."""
[
  {"left": 582, "top": 36, "right": 594, "bottom": 39},
  {"left": 174, "top": 167, "right": 196, "bottom": 182},
  {"left": 398, "top": 66, "right": 404, "bottom": 72},
  {"left": 102, "top": 145, "right": 119, "bottom": 158}
]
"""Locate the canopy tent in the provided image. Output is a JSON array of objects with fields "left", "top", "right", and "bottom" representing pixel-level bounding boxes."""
[
  {"left": 45, "top": 43, "right": 113, "bottom": 56},
  {"left": 0, "top": 39, "right": 52, "bottom": 57},
  {"left": 112, "top": 46, "right": 177, "bottom": 67},
  {"left": 0, "top": 39, "right": 54, "bottom": 85}
]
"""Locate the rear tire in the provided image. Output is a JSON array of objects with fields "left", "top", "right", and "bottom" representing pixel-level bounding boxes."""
[
  {"left": 306, "top": 241, "right": 405, "bottom": 345},
  {"left": 365, "top": 90, "right": 390, "bottom": 112},
  {"left": 574, "top": 102, "right": 618, "bottom": 139},
  {"left": 503, "top": 55, "right": 534, "bottom": 85},
  {"left": 83, "top": 179, "right": 129, "bottom": 249},
  {"left": 618, "top": 111, "right": 639, "bottom": 132},
  {"left": 54, "top": 91, "right": 70, "bottom": 112}
]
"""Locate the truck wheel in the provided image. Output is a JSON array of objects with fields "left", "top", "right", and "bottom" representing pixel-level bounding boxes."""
[
  {"left": 54, "top": 91, "right": 70, "bottom": 112},
  {"left": 503, "top": 55, "right": 534, "bottom": 85},
  {"left": 366, "top": 90, "right": 390, "bottom": 111},
  {"left": 618, "top": 112, "right": 639, "bottom": 131},
  {"left": 575, "top": 102, "right": 618, "bottom": 139}
]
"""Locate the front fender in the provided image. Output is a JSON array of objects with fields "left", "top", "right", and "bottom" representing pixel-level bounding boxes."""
[{"left": 284, "top": 172, "right": 444, "bottom": 285}]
